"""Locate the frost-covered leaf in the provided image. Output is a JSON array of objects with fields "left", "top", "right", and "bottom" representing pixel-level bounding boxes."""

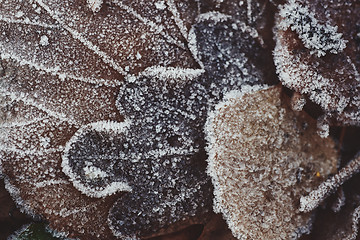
[
  {"left": 205, "top": 86, "right": 338, "bottom": 239},
  {"left": 300, "top": 153, "right": 360, "bottom": 213},
  {"left": 0, "top": 0, "right": 198, "bottom": 76},
  {"left": 198, "top": 0, "right": 275, "bottom": 34},
  {"left": 273, "top": 0, "right": 360, "bottom": 126},
  {"left": 0, "top": 0, "right": 274, "bottom": 239},
  {"left": 277, "top": 1, "right": 347, "bottom": 57},
  {"left": 190, "top": 11, "right": 274, "bottom": 96},
  {"left": 0, "top": 0, "right": 200, "bottom": 238}
]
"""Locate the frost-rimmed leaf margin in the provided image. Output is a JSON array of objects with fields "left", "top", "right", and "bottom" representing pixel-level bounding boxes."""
[
  {"left": 273, "top": 0, "right": 360, "bottom": 127},
  {"left": 204, "top": 84, "right": 270, "bottom": 240},
  {"left": 62, "top": 120, "right": 133, "bottom": 198},
  {"left": 204, "top": 84, "right": 338, "bottom": 239},
  {"left": 278, "top": 0, "right": 347, "bottom": 57}
]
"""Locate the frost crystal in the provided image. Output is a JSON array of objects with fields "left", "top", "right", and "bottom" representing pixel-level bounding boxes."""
[
  {"left": 87, "top": 0, "right": 103, "bottom": 13},
  {"left": 39, "top": 35, "right": 49, "bottom": 46},
  {"left": 205, "top": 86, "right": 338, "bottom": 240}
]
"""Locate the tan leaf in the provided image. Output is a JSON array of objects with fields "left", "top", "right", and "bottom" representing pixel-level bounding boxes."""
[{"left": 205, "top": 86, "right": 338, "bottom": 239}]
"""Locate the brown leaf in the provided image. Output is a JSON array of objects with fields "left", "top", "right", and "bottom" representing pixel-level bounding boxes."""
[
  {"left": 0, "top": 0, "right": 274, "bottom": 239},
  {"left": 273, "top": 0, "right": 360, "bottom": 126}
]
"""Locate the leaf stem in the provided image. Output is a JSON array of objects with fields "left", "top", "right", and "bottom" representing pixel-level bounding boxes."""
[{"left": 300, "top": 152, "right": 360, "bottom": 212}]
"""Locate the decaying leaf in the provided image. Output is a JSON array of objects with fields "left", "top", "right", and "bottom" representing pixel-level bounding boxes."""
[
  {"left": 198, "top": 0, "right": 276, "bottom": 37},
  {"left": 0, "top": 0, "right": 274, "bottom": 239},
  {"left": 273, "top": 0, "right": 360, "bottom": 128},
  {"left": 205, "top": 86, "right": 338, "bottom": 239},
  {"left": 0, "top": 180, "right": 31, "bottom": 239},
  {"left": 300, "top": 153, "right": 360, "bottom": 213}
]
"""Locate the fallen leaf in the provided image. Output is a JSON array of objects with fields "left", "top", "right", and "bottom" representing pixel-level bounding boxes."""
[
  {"left": 273, "top": 0, "right": 360, "bottom": 126},
  {"left": 0, "top": 1, "right": 273, "bottom": 239},
  {"left": 205, "top": 85, "right": 338, "bottom": 239}
]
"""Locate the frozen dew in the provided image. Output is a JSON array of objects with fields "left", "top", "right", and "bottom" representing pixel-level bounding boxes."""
[
  {"left": 205, "top": 86, "right": 338, "bottom": 240},
  {"left": 39, "top": 35, "right": 49, "bottom": 46},
  {"left": 154, "top": 1, "right": 166, "bottom": 10},
  {"left": 87, "top": 0, "right": 103, "bottom": 13},
  {"left": 83, "top": 165, "right": 109, "bottom": 180}
]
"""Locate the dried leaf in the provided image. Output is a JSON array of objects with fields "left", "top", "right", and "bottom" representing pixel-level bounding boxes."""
[
  {"left": 0, "top": 1, "right": 273, "bottom": 239},
  {"left": 205, "top": 86, "right": 338, "bottom": 239},
  {"left": 273, "top": 0, "right": 360, "bottom": 126}
]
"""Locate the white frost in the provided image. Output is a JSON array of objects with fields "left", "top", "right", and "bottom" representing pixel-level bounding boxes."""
[
  {"left": 87, "top": 0, "right": 103, "bottom": 13},
  {"left": 39, "top": 35, "right": 49, "bottom": 46},
  {"left": 300, "top": 153, "right": 360, "bottom": 213},
  {"left": 279, "top": 0, "right": 347, "bottom": 57},
  {"left": 62, "top": 120, "right": 133, "bottom": 198},
  {"left": 140, "top": 66, "right": 205, "bottom": 81},
  {"left": 154, "top": 1, "right": 166, "bottom": 10}
]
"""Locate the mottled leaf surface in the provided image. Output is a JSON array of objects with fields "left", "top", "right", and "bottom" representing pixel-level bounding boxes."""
[
  {"left": 0, "top": 0, "right": 273, "bottom": 239},
  {"left": 205, "top": 86, "right": 338, "bottom": 239},
  {"left": 274, "top": 0, "right": 360, "bottom": 126}
]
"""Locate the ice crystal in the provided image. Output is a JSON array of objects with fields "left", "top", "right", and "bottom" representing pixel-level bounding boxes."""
[
  {"left": 273, "top": 0, "right": 360, "bottom": 126},
  {"left": 0, "top": 1, "right": 272, "bottom": 239},
  {"left": 87, "top": 0, "right": 103, "bottom": 13},
  {"left": 291, "top": 92, "right": 306, "bottom": 112},
  {"left": 205, "top": 86, "right": 338, "bottom": 240}
]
